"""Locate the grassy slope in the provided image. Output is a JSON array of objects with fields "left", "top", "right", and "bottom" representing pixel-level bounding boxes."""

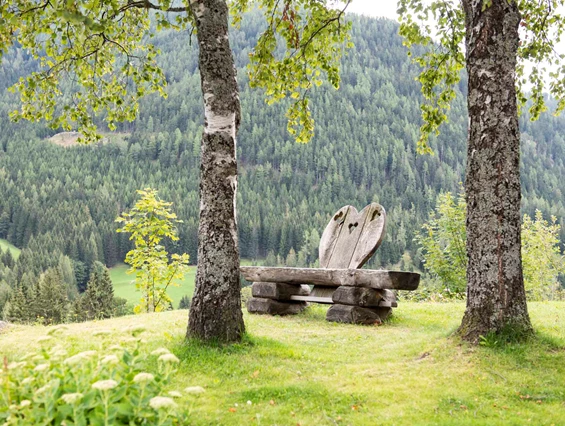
[
  {"left": 0, "top": 238, "right": 20, "bottom": 259},
  {"left": 2, "top": 302, "right": 564, "bottom": 425},
  {"left": 110, "top": 259, "right": 255, "bottom": 306},
  {"left": 109, "top": 263, "right": 196, "bottom": 307}
]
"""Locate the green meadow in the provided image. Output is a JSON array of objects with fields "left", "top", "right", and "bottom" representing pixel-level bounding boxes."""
[
  {"left": 109, "top": 263, "right": 196, "bottom": 308},
  {"left": 109, "top": 259, "right": 257, "bottom": 307},
  {"left": 2, "top": 302, "right": 564, "bottom": 425},
  {"left": 0, "top": 239, "right": 20, "bottom": 259}
]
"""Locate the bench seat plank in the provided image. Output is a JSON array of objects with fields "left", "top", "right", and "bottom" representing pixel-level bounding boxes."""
[
  {"left": 289, "top": 295, "right": 397, "bottom": 307},
  {"left": 241, "top": 266, "right": 419, "bottom": 290}
]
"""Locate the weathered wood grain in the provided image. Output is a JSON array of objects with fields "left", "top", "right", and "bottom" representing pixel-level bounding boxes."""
[
  {"left": 289, "top": 295, "right": 334, "bottom": 304},
  {"left": 251, "top": 282, "right": 310, "bottom": 300},
  {"left": 349, "top": 204, "right": 386, "bottom": 269},
  {"left": 326, "top": 304, "right": 392, "bottom": 325},
  {"left": 319, "top": 205, "right": 351, "bottom": 268},
  {"left": 289, "top": 295, "right": 396, "bottom": 307},
  {"left": 319, "top": 203, "right": 386, "bottom": 269},
  {"left": 240, "top": 266, "right": 420, "bottom": 290},
  {"left": 313, "top": 203, "right": 387, "bottom": 298},
  {"left": 332, "top": 286, "right": 384, "bottom": 307},
  {"left": 247, "top": 298, "right": 307, "bottom": 315}
]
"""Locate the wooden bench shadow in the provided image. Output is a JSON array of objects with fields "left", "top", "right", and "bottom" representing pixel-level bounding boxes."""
[{"left": 241, "top": 203, "right": 420, "bottom": 325}]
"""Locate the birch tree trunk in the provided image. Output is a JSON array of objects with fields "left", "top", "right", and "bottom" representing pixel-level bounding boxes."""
[
  {"left": 187, "top": 0, "right": 245, "bottom": 342},
  {"left": 459, "top": 0, "right": 532, "bottom": 343}
]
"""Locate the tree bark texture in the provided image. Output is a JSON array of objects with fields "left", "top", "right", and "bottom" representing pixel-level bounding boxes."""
[
  {"left": 187, "top": 0, "right": 245, "bottom": 342},
  {"left": 459, "top": 0, "right": 532, "bottom": 343}
]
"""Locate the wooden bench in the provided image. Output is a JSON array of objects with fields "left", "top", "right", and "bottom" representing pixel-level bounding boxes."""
[{"left": 241, "top": 203, "right": 420, "bottom": 324}]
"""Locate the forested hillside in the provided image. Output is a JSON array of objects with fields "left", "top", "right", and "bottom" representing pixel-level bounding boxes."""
[{"left": 0, "top": 13, "right": 564, "bottom": 294}]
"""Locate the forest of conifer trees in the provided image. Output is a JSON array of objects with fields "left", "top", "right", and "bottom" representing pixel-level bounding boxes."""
[{"left": 0, "top": 14, "right": 564, "bottom": 319}]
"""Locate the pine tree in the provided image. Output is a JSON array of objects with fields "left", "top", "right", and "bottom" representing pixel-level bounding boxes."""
[
  {"left": 0, "top": 211, "right": 10, "bottom": 238},
  {"left": 78, "top": 261, "right": 115, "bottom": 320},
  {"left": 3, "top": 286, "right": 30, "bottom": 323},
  {"left": 178, "top": 295, "right": 191, "bottom": 310},
  {"left": 33, "top": 268, "right": 69, "bottom": 325}
]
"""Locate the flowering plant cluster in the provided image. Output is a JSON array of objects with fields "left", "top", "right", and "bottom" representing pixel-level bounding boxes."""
[{"left": 0, "top": 327, "right": 187, "bottom": 425}]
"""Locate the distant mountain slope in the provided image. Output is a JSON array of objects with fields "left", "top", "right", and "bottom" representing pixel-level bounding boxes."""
[{"left": 0, "top": 13, "right": 563, "bottom": 291}]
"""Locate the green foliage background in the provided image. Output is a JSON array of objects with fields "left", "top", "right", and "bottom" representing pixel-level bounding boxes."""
[
  {"left": 417, "top": 192, "right": 565, "bottom": 299},
  {"left": 0, "top": 14, "right": 564, "bottom": 296}
]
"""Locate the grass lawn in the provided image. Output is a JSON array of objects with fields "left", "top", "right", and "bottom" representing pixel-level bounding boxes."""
[
  {"left": 2, "top": 302, "right": 564, "bottom": 425},
  {"left": 110, "top": 259, "right": 255, "bottom": 307},
  {"left": 109, "top": 263, "right": 196, "bottom": 308},
  {"left": 0, "top": 238, "right": 20, "bottom": 259}
]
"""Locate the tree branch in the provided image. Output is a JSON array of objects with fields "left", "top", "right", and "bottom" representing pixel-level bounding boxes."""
[{"left": 119, "top": 0, "right": 190, "bottom": 14}]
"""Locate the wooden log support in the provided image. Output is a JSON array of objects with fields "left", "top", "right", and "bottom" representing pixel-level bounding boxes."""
[
  {"left": 247, "top": 298, "right": 307, "bottom": 316},
  {"left": 332, "top": 286, "right": 382, "bottom": 307},
  {"left": 331, "top": 287, "right": 397, "bottom": 307},
  {"left": 240, "top": 266, "right": 419, "bottom": 290},
  {"left": 326, "top": 304, "right": 392, "bottom": 325},
  {"left": 251, "top": 282, "right": 310, "bottom": 300}
]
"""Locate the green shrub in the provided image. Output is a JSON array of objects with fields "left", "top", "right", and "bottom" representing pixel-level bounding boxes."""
[
  {"left": 240, "top": 286, "right": 252, "bottom": 306},
  {"left": 112, "top": 297, "right": 132, "bottom": 317},
  {"left": 0, "top": 328, "right": 186, "bottom": 425},
  {"left": 416, "top": 189, "right": 565, "bottom": 300},
  {"left": 177, "top": 295, "right": 191, "bottom": 310}
]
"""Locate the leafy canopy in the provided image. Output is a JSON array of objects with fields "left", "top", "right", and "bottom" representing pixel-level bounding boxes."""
[
  {"left": 0, "top": 0, "right": 352, "bottom": 143},
  {"left": 397, "top": 0, "right": 565, "bottom": 153}
]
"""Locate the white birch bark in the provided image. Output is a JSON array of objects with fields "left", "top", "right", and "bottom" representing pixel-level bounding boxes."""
[{"left": 187, "top": 0, "right": 244, "bottom": 342}]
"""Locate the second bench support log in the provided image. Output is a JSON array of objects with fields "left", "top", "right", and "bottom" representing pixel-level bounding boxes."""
[
  {"left": 251, "top": 282, "right": 310, "bottom": 300},
  {"left": 326, "top": 304, "right": 392, "bottom": 325}
]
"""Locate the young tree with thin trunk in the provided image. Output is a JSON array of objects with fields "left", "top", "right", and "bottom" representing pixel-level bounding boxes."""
[
  {"left": 0, "top": 0, "right": 351, "bottom": 342},
  {"left": 399, "top": 0, "right": 565, "bottom": 343}
]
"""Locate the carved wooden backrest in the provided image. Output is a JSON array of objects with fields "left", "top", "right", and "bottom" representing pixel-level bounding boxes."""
[{"left": 318, "top": 203, "right": 386, "bottom": 269}]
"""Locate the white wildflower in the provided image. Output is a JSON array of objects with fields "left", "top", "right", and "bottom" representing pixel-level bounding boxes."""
[
  {"left": 50, "top": 349, "right": 68, "bottom": 359},
  {"left": 133, "top": 372, "right": 154, "bottom": 383},
  {"left": 149, "top": 396, "right": 177, "bottom": 410},
  {"left": 184, "top": 386, "right": 205, "bottom": 394},
  {"left": 21, "top": 377, "right": 34, "bottom": 385},
  {"left": 151, "top": 348, "right": 170, "bottom": 356},
  {"left": 92, "top": 380, "right": 118, "bottom": 391},
  {"left": 7, "top": 362, "right": 26, "bottom": 370},
  {"left": 37, "top": 336, "right": 53, "bottom": 344},
  {"left": 19, "top": 400, "right": 31, "bottom": 408},
  {"left": 247, "top": 400, "right": 252, "bottom": 405},
  {"left": 34, "top": 363, "right": 49, "bottom": 372},
  {"left": 64, "top": 351, "right": 96, "bottom": 366},
  {"left": 168, "top": 391, "right": 182, "bottom": 398},
  {"left": 100, "top": 355, "right": 119, "bottom": 365},
  {"left": 158, "top": 353, "right": 179, "bottom": 364},
  {"left": 108, "top": 345, "right": 124, "bottom": 351},
  {"left": 61, "top": 393, "right": 83, "bottom": 404},
  {"left": 35, "top": 385, "right": 50, "bottom": 395}
]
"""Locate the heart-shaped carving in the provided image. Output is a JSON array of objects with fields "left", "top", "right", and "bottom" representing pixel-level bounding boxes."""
[{"left": 318, "top": 203, "right": 386, "bottom": 269}]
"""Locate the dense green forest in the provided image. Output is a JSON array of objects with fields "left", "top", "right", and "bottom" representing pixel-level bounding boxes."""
[{"left": 0, "top": 13, "right": 564, "bottom": 302}]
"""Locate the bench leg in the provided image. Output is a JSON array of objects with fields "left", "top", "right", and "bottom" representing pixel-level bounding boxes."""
[
  {"left": 326, "top": 304, "right": 392, "bottom": 325},
  {"left": 247, "top": 297, "right": 307, "bottom": 316}
]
